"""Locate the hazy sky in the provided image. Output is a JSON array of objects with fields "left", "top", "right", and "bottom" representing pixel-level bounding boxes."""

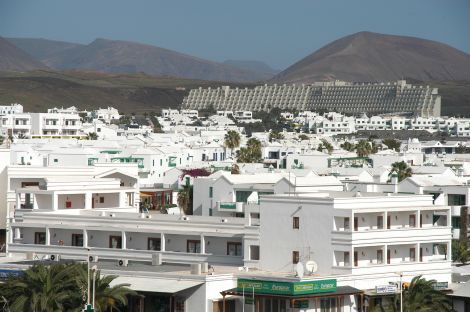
[{"left": 1, "top": 0, "right": 469, "bottom": 69}]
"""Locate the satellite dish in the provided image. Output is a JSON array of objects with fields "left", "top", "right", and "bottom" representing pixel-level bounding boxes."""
[
  {"left": 296, "top": 262, "right": 304, "bottom": 278},
  {"left": 305, "top": 260, "right": 318, "bottom": 274}
]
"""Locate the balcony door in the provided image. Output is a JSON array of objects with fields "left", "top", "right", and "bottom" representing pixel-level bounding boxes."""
[
  {"left": 387, "top": 249, "right": 391, "bottom": 264},
  {"left": 387, "top": 215, "right": 391, "bottom": 229},
  {"left": 354, "top": 217, "right": 358, "bottom": 231},
  {"left": 377, "top": 250, "right": 383, "bottom": 264},
  {"left": 409, "top": 215, "right": 416, "bottom": 228},
  {"left": 109, "top": 236, "right": 122, "bottom": 249},
  {"left": 410, "top": 248, "right": 416, "bottom": 262},
  {"left": 34, "top": 232, "right": 46, "bottom": 245},
  {"left": 354, "top": 251, "right": 358, "bottom": 267},
  {"left": 187, "top": 240, "right": 201, "bottom": 253}
]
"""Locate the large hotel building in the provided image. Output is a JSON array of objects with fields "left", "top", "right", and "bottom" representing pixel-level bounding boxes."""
[{"left": 182, "top": 80, "right": 441, "bottom": 117}]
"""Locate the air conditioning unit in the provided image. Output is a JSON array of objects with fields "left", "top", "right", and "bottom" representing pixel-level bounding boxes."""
[
  {"left": 118, "top": 259, "right": 128, "bottom": 267},
  {"left": 49, "top": 254, "right": 60, "bottom": 261},
  {"left": 89, "top": 255, "right": 99, "bottom": 262}
]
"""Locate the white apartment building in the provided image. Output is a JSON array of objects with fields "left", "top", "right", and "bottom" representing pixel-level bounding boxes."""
[
  {"left": 0, "top": 103, "right": 23, "bottom": 115},
  {"left": 90, "top": 107, "right": 121, "bottom": 124},
  {"left": 260, "top": 192, "right": 452, "bottom": 290},
  {"left": 30, "top": 112, "right": 82, "bottom": 138},
  {"left": 0, "top": 113, "right": 32, "bottom": 138}
]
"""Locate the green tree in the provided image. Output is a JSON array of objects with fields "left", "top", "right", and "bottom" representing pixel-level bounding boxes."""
[
  {"left": 452, "top": 239, "right": 470, "bottom": 265},
  {"left": 75, "top": 264, "right": 135, "bottom": 312},
  {"left": 87, "top": 132, "right": 98, "bottom": 140},
  {"left": 317, "top": 139, "right": 333, "bottom": 154},
  {"left": 177, "top": 185, "right": 193, "bottom": 215},
  {"left": 236, "top": 138, "right": 262, "bottom": 163},
  {"left": 298, "top": 134, "right": 309, "bottom": 141},
  {"left": 383, "top": 139, "right": 401, "bottom": 152},
  {"left": 0, "top": 263, "right": 81, "bottom": 312},
  {"left": 340, "top": 141, "right": 355, "bottom": 152},
  {"left": 269, "top": 131, "right": 284, "bottom": 143},
  {"left": 390, "top": 161, "right": 413, "bottom": 182},
  {"left": 224, "top": 130, "right": 241, "bottom": 157},
  {"left": 356, "top": 140, "right": 375, "bottom": 157},
  {"left": 393, "top": 276, "right": 452, "bottom": 312}
]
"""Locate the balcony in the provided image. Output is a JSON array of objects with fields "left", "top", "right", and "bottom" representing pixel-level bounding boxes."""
[
  {"left": 7, "top": 243, "right": 244, "bottom": 266},
  {"left": 331, "top": 226, "right": 451, "bottom": 245},
  {"left": 217, "top": 201, "right": 243, "bottom": 212},
  {"left": 332, "top": 259, "right": 451, "bottom": 276}
]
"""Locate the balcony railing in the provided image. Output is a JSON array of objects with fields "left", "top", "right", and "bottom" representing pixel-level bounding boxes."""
[{"left": 8, "top": 243, "right": 244, "bottom": 266}]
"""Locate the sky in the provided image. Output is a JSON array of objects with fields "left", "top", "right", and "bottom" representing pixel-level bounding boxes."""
[{"left": 0, "top": 0, "right": 469, "bottom": 70}]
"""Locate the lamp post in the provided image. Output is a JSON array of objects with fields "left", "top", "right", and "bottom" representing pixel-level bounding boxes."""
[
  {"left": 87, "top": 250, "right": 91, "bottom": 306},
  {"left": 396, "top": 272, "right": 403, "bottom": 312},
  {"left": 92, "top": 265, "right": 97, "bottom": 309}
]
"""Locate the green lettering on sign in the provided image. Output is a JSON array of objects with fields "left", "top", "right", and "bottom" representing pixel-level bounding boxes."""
[{"left": 237, "top": 278, "right": 337, "bottom": 296}]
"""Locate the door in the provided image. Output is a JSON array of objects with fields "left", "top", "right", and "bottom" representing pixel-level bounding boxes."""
[
  {"left": 387, "top": 215, "right": 391, "bottom": 229},
  {"left": 109, "top": 236, "right": 122, "bottom": 249},
  {"left": 420, "top": 247, "right": 423, "bottom": 262},
  {"left": 34, "top": 232, "right": 46, "bottom": 245},
  {"left": 354, "top": 217, "right": 358, "bottom": 231},
  {"left": 377, "top": 249, "right": 383, "bottom": 264},
  {"left": 420, "top": 214, "right": 423, "bottom": 228},
  {"left": 409, "top": 215, "right": 416, "bottom": 227},
  {"left": 354, "top": 251, "right": 358, "bottom": 267},
  {"left": 377, "top": 216, "right": 383, "bottom": 229},
  {"left": 187, "top": 240, "right": 201, "bottom": 253},
  {"left": 410, "top": 248, "right": 416, "bottom": 262},
  {"left": 387, "top": 249, "right": 391, "bottom": 264}
]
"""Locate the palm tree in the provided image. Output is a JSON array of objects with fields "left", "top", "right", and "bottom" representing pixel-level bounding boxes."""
[
  {"left": 177, "top": 185, "right": 192, "bottom": 215},
  {"left": 224, "top": 130, "right": 241, "bottom": 158},
  {"left": 237, "top": 138, "right": 262, "bottom": 163},
  {"left": 0, "top": 263, "right": 80, "bottom": 312},
  {"left": 398, "top": 275, "right": 452, "bottom": 311},
  {"left": 269, "top": 131, "right": 284, "bottom": 142},
  {"left": 75, "top": 264, "right": 135, "bottom": 312},
  {"left": 317, "top": 139, "right": 333, "bottom": 154},
  {"left": 355, "top": 140, "right": 373, "bottom": 157},
  {"left": 87, "top": 132, "right": 98, "bottom": 140},
  {"left": 340, "top": 141, "right": 355, "bottom": 152},
  {"left": 389, "top": 161, "right": 412, "bottom": 182}
]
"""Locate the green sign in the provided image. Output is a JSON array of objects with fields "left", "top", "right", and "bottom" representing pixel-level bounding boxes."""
[
  {"left": 219, "top": 202, "right": 236, "bottom": 209},
  {"left": 237, "top": 278, "right": 337, "bottom": 296},
  {"left": 433, "top": 282, "right": 448, "bottom": 291},
  {"left": 293, "top": 300, "right": 309, "bottom": 308}
]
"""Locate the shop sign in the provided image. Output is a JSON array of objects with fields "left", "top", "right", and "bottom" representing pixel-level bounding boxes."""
[
  {"left": 293, "top": 300, "right": 309, "bottom": 308},
  {"left": 375, "top": 284, "right": 398, "bottom": 294},
  {"left": 237, "top": 278, "right": 337, "bottom": 296},
  {"left": 433, "top": 282, "right": 448, "bottom": 290}
]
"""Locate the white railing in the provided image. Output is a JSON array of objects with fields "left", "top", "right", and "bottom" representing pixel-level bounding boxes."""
[{"left": 8, "top": 243, "right": 244, "bottom": 266}]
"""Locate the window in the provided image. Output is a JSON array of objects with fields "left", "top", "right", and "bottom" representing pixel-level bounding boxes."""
[
  {"left": 97, "top": 128, "right": 101, "bottom": 132},
  {"left": 410, "top": 248, "right": 416, "bottom": 262},
  {"left": 293, "top": 217, "right": 299, "bottom": 229},
  {"left": 377, "top": 250, "right": 383, "bottom": 264},
  {"left": 452, "top": 216, "right": 461, "bottom": 229},
  {"left": 448, "top": 194, "right": 466, "bottom": 206},
  {"left": 209, "top": 187, "right": 213, "bottom": 198},
  {"left": 344, "top": 252, "right": 350, "bottom": 266},
  {"left": 409, "top": 214, "right": 416, "bottom": 227},
  {"left": 354, "top": 217, "right": 358, "bottom": 231},
  {"left": 187, "top": 240, "right": 201, "bottom": 253},
  {"left": 250, "top": 245, "right": 260, "bottom": 260},
  {"left": 235, "top": 191, "right": 252, "bottom": 203},
  {"left": 35, "top": 232, "right": 46, "bottom": 245},
  {"left": 148, "top": 238, "right": 161, "bottom": 251},
  {"left": 109, "top": 236, "right": 122, "bottom": 249},
  {"left": 344, "top": 217, "right": 350, "bottom": 230},
  {"left": 99, "top": 197, "right": 104, "bottom": 204},
  {"left": 72, "top": 234, "right": 83, "bottom": 247},
  {"left": 292, "top": 251, "right": 300, "bottom": 264},
  {"left": 227, "top": 242, "right": 242, "bottom": 256},
  {"left": 54, "top": 159, "right": 58, "bottom": 163},
  {"left": 377, "top": 216, "right": 383, "bottom": 229}
]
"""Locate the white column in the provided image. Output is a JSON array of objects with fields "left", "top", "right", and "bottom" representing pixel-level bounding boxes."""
[
  {"left": 417, "top": 242, "right": 421, "bottom": 262},
  {"left": 14, "top": 227, "right": 21, "bottom": 241},
  {"left": 33, "top": 194, "right": 38, "bottom": 209},
  {"left": 16, "top": 193, "right": 21, "bottom": 210},
  {"left": 121, "top": 231, "right": 127, "bottom": 250},
  {"left": 85, "top": 192, "right": 92, "bottom": 209},
  {"left": 45, "top": 227, "right": 51, "bottom": 246},
  {"left": 52, "top": 193, "right": 58, "bottom": 211},
  {"left": 384, "top": 244, "right": 388, "bottom": 265},
  {"left": 417, "top": 210, "right": 421, "bottom": 228},
  {"left": 200, "top": 234, "right": 205, "bottom": 254},
  {"left": 83, "top": 229, "right": 88, "bottom": 248},
  {"left": 119, "top": 192, "right": 126, "bottom": 207},
  {"left": 384, "top": 211, "right": 388, "bottom": 229},
  {"left": 161, "top": 233, "right": 166, "bottom": 252}
]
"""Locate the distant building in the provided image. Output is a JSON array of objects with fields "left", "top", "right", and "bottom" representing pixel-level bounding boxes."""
[
  {"left": 182, "top": 80, "right": 441, "bottom": 117},
  {"left": 0, "top": 103, "right": 23, "bottom": 115}
]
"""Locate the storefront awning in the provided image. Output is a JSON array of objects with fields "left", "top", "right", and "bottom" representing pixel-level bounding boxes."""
[{"left": 110, "top": 276, "right": 203, "bottom": 293}]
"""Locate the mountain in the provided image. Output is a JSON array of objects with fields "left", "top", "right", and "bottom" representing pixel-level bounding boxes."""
[
  {"left": 272, "top": 32, "right": 470, "bottom": 84},
  {"left": 6, "top": 37, "right": 84, "bottom": 60},
  {"left": 0, "top": 36, "right": 48, "bottom": 72},
  {"left": 9, "top": 38, "right": 267, "bottom": 82},
  {"left": 223, "top": 60, "right": 280, "bottom": 77}
]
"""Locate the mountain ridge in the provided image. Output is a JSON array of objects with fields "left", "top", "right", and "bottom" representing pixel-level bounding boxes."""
[{"left": 271, "top": 31, "right": 470, "bottom": 84}]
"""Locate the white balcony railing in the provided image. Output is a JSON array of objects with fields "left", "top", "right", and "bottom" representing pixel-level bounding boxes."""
[{"left": 8, "top": 243, "right": 244, "bottom": 266}]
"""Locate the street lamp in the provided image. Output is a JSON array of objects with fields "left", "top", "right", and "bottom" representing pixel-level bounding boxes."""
[
  {"left": 92, "top": 265, "right": 98, "bottom": 309},
  {"left": 396, "top": 272, "right": 403, "bottom": 312}
]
